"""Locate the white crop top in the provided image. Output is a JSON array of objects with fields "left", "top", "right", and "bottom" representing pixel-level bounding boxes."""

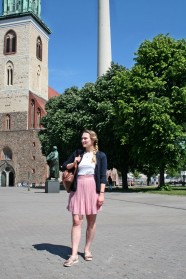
[{"left": 78, "top": 152, "right": 95, "bottom": 175}]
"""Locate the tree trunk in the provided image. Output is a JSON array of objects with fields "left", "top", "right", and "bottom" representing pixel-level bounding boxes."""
[
  {"left": 182, "top": 175, "right": 185, "bottom": 186},
  {"left": 159, "top": 165, "right": 165, "bottom": 187},
  {"left": 147, "top": 175, "right": 151, "bottom": 186},
  {"left": 121, "top": 169, "right": 128, "bottom": 190},
  {"left": 120, "top": 145, "right": 130, "bottom": 190}
]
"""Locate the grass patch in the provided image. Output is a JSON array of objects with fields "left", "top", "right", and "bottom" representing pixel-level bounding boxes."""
[
  {"left": 148, "top": 186, "right": 186, "bottom": 196},
  {"left": 108, "top": 186, "right": 186, "bottom": 196}
]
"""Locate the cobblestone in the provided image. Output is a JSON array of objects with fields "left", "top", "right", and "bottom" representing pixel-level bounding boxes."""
[{"left": 0, "top": 187, "right": 186, "bottom": 279}]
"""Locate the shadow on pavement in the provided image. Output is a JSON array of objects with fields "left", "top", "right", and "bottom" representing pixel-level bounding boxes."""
[{"left": 33, "top": 243, "right": 72, "bottom": 260}]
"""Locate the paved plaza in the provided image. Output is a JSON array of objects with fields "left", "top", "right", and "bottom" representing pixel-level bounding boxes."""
[{"left": 0, "top": 187, "right": 186, "bottom": 279}]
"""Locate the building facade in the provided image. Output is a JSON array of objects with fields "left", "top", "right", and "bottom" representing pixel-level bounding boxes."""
[{"left": 0, "top": 0, "right": 56, "bottom": 187}]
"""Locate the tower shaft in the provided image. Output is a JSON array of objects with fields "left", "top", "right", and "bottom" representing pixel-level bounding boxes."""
[{"left": 97, "top": 0, "right": 112, "bottom": 77}]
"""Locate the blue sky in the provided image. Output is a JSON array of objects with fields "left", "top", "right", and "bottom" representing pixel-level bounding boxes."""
[{"left": 1, "top": 0, "right": 186, "bottom": 93}]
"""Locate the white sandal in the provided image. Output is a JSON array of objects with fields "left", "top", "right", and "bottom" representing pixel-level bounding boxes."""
[
  {"left": 84, "top": 251, "right": 93, "bottom": 261},
  {"left": 63, "top": 256, "right": 79, "bottom": 267}
]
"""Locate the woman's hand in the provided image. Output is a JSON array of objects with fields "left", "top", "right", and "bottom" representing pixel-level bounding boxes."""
[
  {"left": 66, "top": 156, "right": 81, "bottom": 170},
  {"left": 97, "top": 192, "right": 104, "bottom": 208},
  {"left": 74, "top": 155, "right": 81, "bottom": 164}
]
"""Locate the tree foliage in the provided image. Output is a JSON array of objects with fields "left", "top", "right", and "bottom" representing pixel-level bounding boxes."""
[
  {"left": 39, "top": 35, "right": 186, "bottom": 188},
  {"left": 117, "top": 35, "right": 186, "bottom": 186}
]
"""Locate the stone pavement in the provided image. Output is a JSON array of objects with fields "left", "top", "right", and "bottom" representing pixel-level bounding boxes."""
[{"left": 0, "top": 187, "right": 186, "bottom": 279}]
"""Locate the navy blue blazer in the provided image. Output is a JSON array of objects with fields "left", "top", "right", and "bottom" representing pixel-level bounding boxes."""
[{"left": 62, "top": 149, "right": 107, "bottom": 193}]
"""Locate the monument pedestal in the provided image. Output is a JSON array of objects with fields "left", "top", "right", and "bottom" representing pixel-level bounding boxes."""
[{"left": 45, "top": 180, "right": 60, "bottom": 193}]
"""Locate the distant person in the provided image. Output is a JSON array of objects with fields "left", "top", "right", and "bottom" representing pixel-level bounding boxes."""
[
  {"left": 61, "top": 130, "right": 107, "bottom": 267},
  {"left": 108, "top": 175, "right": 113, "bottom": 191},
  {"left": 111, "top": 168, "right": 119, "bottom": 186}
]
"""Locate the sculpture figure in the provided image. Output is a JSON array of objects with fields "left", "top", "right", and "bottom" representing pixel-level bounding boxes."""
[{"left": 46, "top": 146, "right": 59, "bottom": 180}]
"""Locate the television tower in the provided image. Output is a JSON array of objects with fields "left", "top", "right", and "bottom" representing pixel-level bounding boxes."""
[{"left": 97, "top": 0, "right": 112, "bottom": 77}]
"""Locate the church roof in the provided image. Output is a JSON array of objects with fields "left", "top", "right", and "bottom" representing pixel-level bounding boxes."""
[
  {"left": 29, "top": 91, "right": 46, "bottom": 113},
  {"left": 48, "top": 86, "right": 60, "bottom": 99},
  {"left": 29, "top": 87, "right": 60, "bottom": 114}
]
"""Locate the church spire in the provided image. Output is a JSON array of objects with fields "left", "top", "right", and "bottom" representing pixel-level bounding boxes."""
[{"left": 2, "top": 0, "right": 41, "bottom": 18}]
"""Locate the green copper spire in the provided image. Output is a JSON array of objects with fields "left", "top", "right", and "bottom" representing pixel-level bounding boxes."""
[{"left": 2, "top": 0, "right": 41, "bottom": 18}]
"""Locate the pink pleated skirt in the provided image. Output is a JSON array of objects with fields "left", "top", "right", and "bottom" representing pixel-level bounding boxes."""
[{"left": 67, "top": 175, "right": 102, "bottom": 215}]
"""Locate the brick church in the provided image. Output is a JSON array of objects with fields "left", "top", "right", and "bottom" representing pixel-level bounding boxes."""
[{"left": 0, "top": 0, "right": 59, "bottom": 187}]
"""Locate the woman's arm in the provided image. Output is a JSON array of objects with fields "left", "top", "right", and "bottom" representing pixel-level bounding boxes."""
[
  {"left": 97, "top": 153, "right": 107, "bottom": 207},
  {"left": 66, "top": 162, "right": 76, "bottom": 170},
  {"left": 61, "top": 152, "right": 75, "bottom": 171},
  {"left": 61, "top": 150, "right": 82, "bottom": 171},
  {"left": 97, "top": 183, "right": 105, "bottom": 207},
  {"left": 100, "top": 153, "right": 107, "bottom": 185}
]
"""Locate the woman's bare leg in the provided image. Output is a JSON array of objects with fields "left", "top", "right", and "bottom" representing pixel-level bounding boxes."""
[
  {"left": 84, "top": 214, "right": 97, "bottom": 253},
  {"left": 71, "top": 214, "right": 84, "bottom": 257}
]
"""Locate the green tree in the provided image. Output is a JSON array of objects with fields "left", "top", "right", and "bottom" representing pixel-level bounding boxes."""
[
  {"left": 76, "top": 64, "right": 131, "bottom": 188},
  {"left": 90, "top": 64, "right": 132, "bottom": 189},
  {"left": 127, "top": 35, "right": 186, "bottom": 186},
  {"left": 39, "top": 64, "right": 134, "bottom": 189},
  {"left": 39, "top": 35, "right": 186, "bottom": 189}
]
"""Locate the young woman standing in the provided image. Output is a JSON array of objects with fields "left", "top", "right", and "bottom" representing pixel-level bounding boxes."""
[{"left": 62, "top": 130, "right": 107, "bottom": 267}]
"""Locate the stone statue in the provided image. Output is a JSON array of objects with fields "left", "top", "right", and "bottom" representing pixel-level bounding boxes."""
[{"left": 46, "top": 146, "right": 59, "bottom": 180}]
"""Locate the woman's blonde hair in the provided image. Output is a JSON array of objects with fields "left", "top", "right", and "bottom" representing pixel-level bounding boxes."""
[{"left": 83, "top": 130, "right": 99, "bottom": 163}]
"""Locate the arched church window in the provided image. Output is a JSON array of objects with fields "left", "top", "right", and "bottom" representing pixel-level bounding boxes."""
[
  {"left": 6, "top": 61, "right": 14, "bottom": 86},
  {"left": 36, "top": 37, "right": 42, "bottom": 61},
  {"left": 31, "top": 99, "right": 35, "bottom": 128},
  {"left": 5, "top": 114, "right": 11, "bottom": 130},
  {"left": 4, "top": 30, "right": 17, "bottom": 54},
  {"left": 5, "top": 167, "right": 10, "bottom": 172},
  {"left": 2, "top": 147, "right": 13, "bottom": 160}
]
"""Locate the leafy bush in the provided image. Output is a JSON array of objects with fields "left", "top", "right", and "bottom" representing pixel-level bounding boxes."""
[{"left": 158, "top": 184, "right": 172, "bottom": 191}]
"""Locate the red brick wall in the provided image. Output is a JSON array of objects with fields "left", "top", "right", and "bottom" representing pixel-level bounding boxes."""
[
  {"left": 0, "top": 129, "right": 47, "bottom": 185},
  {"left": 0, "top": 111, "right": 28, "bottom": 131}
]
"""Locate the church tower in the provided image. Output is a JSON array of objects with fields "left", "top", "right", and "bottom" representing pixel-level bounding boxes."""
[{"left": 0, "top": 0, "right": 52, "bottom": 187}]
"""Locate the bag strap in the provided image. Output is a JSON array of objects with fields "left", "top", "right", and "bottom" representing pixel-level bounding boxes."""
[{"left": 74, "top": 162, "right": 78, "bottom": 175}]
